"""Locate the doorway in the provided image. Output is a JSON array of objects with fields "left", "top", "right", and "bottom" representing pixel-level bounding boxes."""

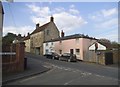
[{"left": 70, "top": 49, "right": 74, "bottom": 54}]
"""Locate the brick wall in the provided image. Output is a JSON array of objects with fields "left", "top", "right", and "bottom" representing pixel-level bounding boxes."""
[{"left": 2, "top": 42, "right": 25, "bottom": 73}]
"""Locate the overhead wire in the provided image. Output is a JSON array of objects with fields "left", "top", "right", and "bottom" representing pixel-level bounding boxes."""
[{"left": 8, "top": 2, "right": 17, "bottom": 27}]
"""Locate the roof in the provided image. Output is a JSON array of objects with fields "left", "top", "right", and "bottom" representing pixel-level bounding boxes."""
[
  {"left": 97, "top": 41, "right": 112, "bottom": 49},
  {"left": 44, "top": 34, "right": 97, "bottom": 43},
  {"left": 31, "top": 22, "right": 50, "bottom": 35},
  {"left": 89, "top": 42, "right": 107, "bottom": 51},
  {"left": 0, "top": 1, "right": 4, "bottom": 14},
  {"left": 24, "top": 35, "right": 30, "bottom": 40}
]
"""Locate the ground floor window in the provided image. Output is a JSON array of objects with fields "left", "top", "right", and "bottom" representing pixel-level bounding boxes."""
[
  {"left": 76, "top": 49, "right": 80, "bottom": 55},
  {"left": 46, "top": 49, "right": 49, "bottom": 54},
  {"left": 59, "top": 50, "right": 62, "bottom": 54}
]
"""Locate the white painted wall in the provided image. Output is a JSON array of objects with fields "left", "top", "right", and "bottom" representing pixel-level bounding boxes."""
[
  {"left": 89, "top": 42, "right": 106, "bottom": 51},
  {"left": 43, "top": 42, "right": 55, "bottom": 54}
]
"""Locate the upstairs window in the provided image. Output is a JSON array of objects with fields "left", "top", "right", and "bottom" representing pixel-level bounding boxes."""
[
  {"left": 76, "top": 38, "right": 79, "bottom": 44},
  {"left": 47, "top": 30, "right": 49, "bottom": 35}
]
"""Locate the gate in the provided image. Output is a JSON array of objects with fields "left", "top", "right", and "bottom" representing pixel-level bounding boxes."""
[{"left": 105, "top": 52, "right": 113, "bottom": 65}]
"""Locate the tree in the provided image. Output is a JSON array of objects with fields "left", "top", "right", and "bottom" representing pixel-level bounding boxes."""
[
  {"left": 2, "top": 32, "right": 17, "bottom": 45},
  {"left": 111, "top": 41, "right": 119, "bottom": 48},
  {"left": 99, "top": 38, "right": 111, "bottom": 44}
]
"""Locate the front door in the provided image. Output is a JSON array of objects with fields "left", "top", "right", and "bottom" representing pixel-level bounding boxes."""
[
  {"left": 70, "top": 49, "right": 74, "bottom": 54},
  {"left": 35, "top": 47, "right": 40, "bottom": 55}
]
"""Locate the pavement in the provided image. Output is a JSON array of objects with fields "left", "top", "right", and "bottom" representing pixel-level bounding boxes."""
[{"left": 2, "top": 55, "right": 52, "bottom": 85}]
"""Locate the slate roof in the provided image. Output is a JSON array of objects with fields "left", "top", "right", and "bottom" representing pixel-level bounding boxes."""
[
  {"left": 44, "top": 34, "right": 97, "bottom": 43},
  {"left": 31, "top": 22, "right": 50, "bottom": 35}
]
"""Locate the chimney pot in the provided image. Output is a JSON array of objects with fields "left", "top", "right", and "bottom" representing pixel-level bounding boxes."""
[
  {"left": 27, "top": 32, "right": 30, "bottom": 36},
  {"left": 50, "top": 16, "right": 54, "bottom": 22},
  {"left": 61, "top": 30, "right": 65, "bottom": 38},
  {"left": 36, "top": 23, "right": 39, "bottom": 29}
]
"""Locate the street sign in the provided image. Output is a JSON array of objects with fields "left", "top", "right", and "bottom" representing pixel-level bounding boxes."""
[{"left": 89, "top": 42, "right": 106, "bottom": 51}]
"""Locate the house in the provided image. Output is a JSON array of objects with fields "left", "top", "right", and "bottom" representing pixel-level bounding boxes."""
[
  {"left": 24, "top": 33, "right": 30, "bottom": 52},
  {"left": 43, "top": 32, "right": 97, "bottom": 61},
  {"left": 25, "top": 16, "right": 60, "bottom": 55}
]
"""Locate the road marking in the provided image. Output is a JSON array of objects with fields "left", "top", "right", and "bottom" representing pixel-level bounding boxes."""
[
  {"left": 28, "top": 57, "right": 119, "bottom": 83},
  {"left": 64, "top": 80, "right": 73, "bottom": 85},
  {"left": 64, "top": 76, "right": 82, "bottom": 85},
  {"left": 19, "top": 76, "right": 38, "bottom": 83},
  {"left": 52, "top": 64, "right": 119, "bottom": 82}
]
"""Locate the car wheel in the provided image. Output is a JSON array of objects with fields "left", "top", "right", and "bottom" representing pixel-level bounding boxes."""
[
  {"left": 52, "top": 57, "right": 55, "bottom": 60},
  {"left": 59, "top": 58, "right": 61, "bottom": 61},
  {"left": 68, "top": 59, "right": 71, "bottom": 62}
]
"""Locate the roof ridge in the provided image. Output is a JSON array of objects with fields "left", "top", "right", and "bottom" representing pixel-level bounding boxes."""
[{"left": 31, "top": 22, "right": 50, "bottom": 35}]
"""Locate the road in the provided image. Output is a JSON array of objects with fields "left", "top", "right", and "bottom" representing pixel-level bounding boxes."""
[{"left": 6, "top": 53, "right": 119, "bottom": 85}]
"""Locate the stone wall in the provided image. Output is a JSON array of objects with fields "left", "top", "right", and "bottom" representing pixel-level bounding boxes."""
[
  {"left": 44, "top": 22, "right": 59, "bottom": 42},
  {"left": 87, "top": 50, "right": 119, "bottom": 65},
  {"left": 24, "top": 39, "right": 30, "bottom": 52},
  {"left": 30, "top": 32, "right": 44, "bottom": 54}
]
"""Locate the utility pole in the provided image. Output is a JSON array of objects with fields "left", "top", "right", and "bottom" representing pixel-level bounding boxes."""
[{"left": 0, "top": 1, "right": 4, "bottom": 86}]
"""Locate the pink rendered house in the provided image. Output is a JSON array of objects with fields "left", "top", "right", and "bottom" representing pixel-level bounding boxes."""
[{"left": 43, "top": 34, "right": 97, "bottom": 61}]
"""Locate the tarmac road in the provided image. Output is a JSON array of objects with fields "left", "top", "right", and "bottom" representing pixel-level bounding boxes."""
[{"left": 5, "top": 53, "right": 119, "bottom": 85}]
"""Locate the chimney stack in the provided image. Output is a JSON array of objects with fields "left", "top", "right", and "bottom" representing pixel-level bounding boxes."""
[
  {"left": 36, "top": 23, "right": 39, "bottom": 29},
  {"left": 61, "top": 30, "right": 65, "bottom": 38},
  {"left": 50, "top": 16, "right": 54, "bottom": 22},
  {"left": 27, "top": 32, "right": 30, "bottom": 36}
]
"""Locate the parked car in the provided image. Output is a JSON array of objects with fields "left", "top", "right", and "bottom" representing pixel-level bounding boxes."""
[
  {"left": 44, "top": 52, "right": 60, "bottom": 60},
  {"left": 59, "top": 53, "right": 77, "bottom": 62}
]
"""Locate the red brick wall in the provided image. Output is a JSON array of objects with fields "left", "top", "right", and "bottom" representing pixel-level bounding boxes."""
[{"left": 2, "top": 42, "right": 25, "bottom": 73}]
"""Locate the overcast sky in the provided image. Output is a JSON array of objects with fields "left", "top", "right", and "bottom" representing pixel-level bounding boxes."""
[{"left": 2, "top": 2, "right": 118, "bottom": 42}]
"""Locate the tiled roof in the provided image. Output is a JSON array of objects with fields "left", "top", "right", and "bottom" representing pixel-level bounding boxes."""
[
  {"left": 44, "top": 34, "right": 97, "bottom": 43},
  {"left": 31, "top": 22, "right": 50, "bottom": 35}
]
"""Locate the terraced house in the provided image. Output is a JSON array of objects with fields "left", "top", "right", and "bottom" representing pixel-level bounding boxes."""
[
  {"left": 43, "top": 34, "right": 97, "bottom": 61},
  {"left": 24, "top": 16, "right": 60, "bottom": 55}
]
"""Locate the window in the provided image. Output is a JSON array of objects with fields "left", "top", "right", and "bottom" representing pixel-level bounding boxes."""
[
  {"left": 51, "top": 42, "right": 53, "bottom": 45},
  {"left": 51, "top": 49, "right": 53, "bottom": 52},
  {"left": 46, "top": 43, "right": 48, "bottom": 46},
  {"left": 47, "top": 30, "right": 49, "bottom": 35},
  {"left": 59, "top": 50, "right": 62, "bottom": 54},
  {"left": 76, "top": 49, "right": 80, "bottom": 55},
  {"left": 46, "top": 49, "right": 49, "bottom": 54},
  {"left": 59, "top": 40, "right": 62, "bottom": 44},
  {"left": 76, "top": 38, "right": 79, "bottom": 44}
]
